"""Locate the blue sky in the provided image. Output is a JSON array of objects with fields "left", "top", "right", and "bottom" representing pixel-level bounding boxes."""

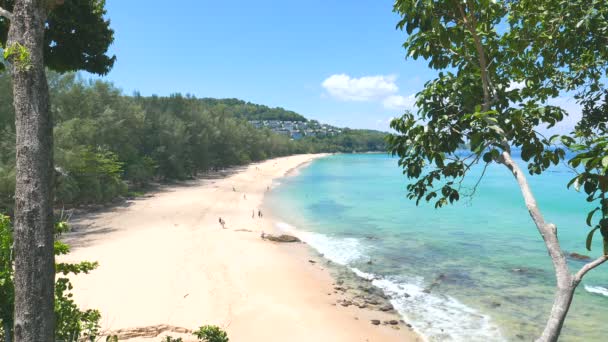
[
  {"left": 96, "top": 0, "right": 436, "bottom": 130},
  {"left": 97, "top": 0, "right": 580, "bottom": 133}
]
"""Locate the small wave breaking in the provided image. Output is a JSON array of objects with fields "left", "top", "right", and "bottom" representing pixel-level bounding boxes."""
[
  {"left": 276, "top": 221, "right": 365, "bottom": 265},
  {"left": 275, "top": 221, "right": 505, "bottom": 341},
  {"left": 585, "top": 285, "right": 608, "bottom": 297}
]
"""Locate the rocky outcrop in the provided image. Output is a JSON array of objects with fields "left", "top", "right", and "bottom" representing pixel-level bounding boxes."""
[{"left": 265, "top": 234, "right": 301, "bottom": 243}]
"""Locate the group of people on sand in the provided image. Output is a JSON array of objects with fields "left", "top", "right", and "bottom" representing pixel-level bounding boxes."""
[{"left": 252, "top": 209, "right": 263, "bottom": 218}]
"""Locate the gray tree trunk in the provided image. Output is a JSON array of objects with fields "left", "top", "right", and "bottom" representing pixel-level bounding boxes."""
[
  {"left": 499, "top": 150, "right": 607, "bottom": 342},
  {"left": 7, "top": 1, "right": 55, "bottom": 341},
  {"left": 538, "top": 284, "right": 576, "bottom": 342}
]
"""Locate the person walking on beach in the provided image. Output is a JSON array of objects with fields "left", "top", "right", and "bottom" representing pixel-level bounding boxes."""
[
  {"left": 219, "top": 217, "right": 226, "bottom": 229},
  {"left": 258, "top": 209, "right": 263, "bottom": 218}
]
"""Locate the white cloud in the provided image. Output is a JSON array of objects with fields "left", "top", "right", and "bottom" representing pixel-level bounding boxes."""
[
  {"left": 506, "top": 80, "right": 525, "bottom": 91},
  {"left": 321, "top": 74, "right": 399, "bottom": 101},
  {"left": 382, "top": 94, "right": 416, "bottom": 111},
  {"left": 541, "top": 96, "right": 582, "bottom": 134}
]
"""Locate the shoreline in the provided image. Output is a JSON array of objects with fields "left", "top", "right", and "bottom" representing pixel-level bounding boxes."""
[{"left": 62, "top": 154, "right": 421, "bottom": 342}]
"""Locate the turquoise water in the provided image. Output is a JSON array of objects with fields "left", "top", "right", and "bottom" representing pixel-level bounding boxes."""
[{"left": 266, "top": 153, "right": 608, "bottom": 341}]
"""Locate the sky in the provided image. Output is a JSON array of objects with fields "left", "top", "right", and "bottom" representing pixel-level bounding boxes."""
[
  {"left": 94, "top": 0, "right": 436, "bottom": 130},
  {"left": 96, "top": 0, "right": 580, "bottom": 133}
]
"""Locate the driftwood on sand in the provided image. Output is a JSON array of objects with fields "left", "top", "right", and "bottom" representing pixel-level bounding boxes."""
[{"left": 103, "top": 324, "right": 192, "bottom": 340}]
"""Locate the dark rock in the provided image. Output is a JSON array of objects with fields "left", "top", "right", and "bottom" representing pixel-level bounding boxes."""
[
  {"left": 389, "top": 320, "right": 399, "bottom": 325},
  {"left": 265, "top": 234, "right": 301, "bottom": 243},
  {"left": 379, "top": 303, "right": 394, "bottom": 312},
  {"left": 370, "top": 320, "right": 381, "bottom": 325},
  {"left": 569, "top": 252, "right": 591, "bottom": 261},
  {"left": 340, "top": 300, "right": 352, "bottom": 307},
  {"left": 365, "top": 298, "right": 380, "bottom": 305},
  {"left": 308, "top": 259, "right": 316, "bottom": 264},
  {"left": 360, "top": 286, "right": 372, "bottom": 293}
]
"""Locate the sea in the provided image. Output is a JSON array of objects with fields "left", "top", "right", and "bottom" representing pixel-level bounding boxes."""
[{"left": 265, "top": 153, "right": 608, "bottom": 341}]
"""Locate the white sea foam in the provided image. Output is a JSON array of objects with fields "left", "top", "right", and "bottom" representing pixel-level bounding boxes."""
[
  {"left": 585, "top": 285, "right": 608, "bottom": 297},
  {"left": 371, "top": 276, "right": 505, "bottom": 341},
  {"left": 350, "top": 267, "right": 376, "bottom": 280},
  {"left": 275, "top": 222, "right": 504, "bottom": 341},
  {"left": 275, "top": 222, "right": 365, "bottom": 265}
]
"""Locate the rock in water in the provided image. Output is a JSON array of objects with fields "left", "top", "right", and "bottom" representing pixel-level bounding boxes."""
[
  {"left": 265, "top": 234, "right": 301, "bottom": 243},
  {"left": 569, "top": 252, "right": 591, "bottom": 261}
]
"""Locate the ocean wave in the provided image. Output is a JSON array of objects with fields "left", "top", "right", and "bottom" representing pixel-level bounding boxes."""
[
  {"left": 372, "top": 276, "right": 504, "bottom": 341},
  {"left": 276, "top": 222, "right": 504, "bottom": 341},
  {"left": 275, "top": 222, "right": 366, "bottom": 265},
  {"left": 585, "top": 285, "right": 608, "bottom": 297}
]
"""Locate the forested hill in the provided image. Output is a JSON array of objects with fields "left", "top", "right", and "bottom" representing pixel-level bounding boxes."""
[
  {"left": 0, "top": 72, "right": 387, "bottom": 213},
  {"left": 196, "top": 98, "right": 307, "bottom": 122}
]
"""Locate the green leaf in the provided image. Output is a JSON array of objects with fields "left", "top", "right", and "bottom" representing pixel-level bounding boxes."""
[
  {"left": 586, "top": 226, "right": 600, "bottom": 251},
  {"left": 587, "top": 207, "right": 600, "bottom": 226}
]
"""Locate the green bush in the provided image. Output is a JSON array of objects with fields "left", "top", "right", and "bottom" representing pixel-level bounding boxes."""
[
  {"left": 193, "top": 325, "right": 229, "bottom": 342},
  {"left": 162, "top": 336, "right": 183, "bottom": 342}
]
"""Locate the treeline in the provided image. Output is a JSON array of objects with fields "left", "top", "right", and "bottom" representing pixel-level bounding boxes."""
[
  {"left": 195, "top": 98, "right": 307, "bottom": 122},
  {"left": 0, "top": 73, "right": 386, "bottom": 213},
  {"left": 301, "top": 129, "right": 387, "bottom": 152}
]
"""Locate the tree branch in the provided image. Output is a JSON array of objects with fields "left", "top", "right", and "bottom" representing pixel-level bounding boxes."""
[
  {"left": 0, "top": 6, "right": 12, "bottom": 20},
  {"left": 457, "top": 1, "right": 491, "bottom": 112},
  {"left": 498, "top": 150, "right": 572, "bottom": 286},
  {"left": 573, "top": 255, "right": 608, "bottom": 284}
]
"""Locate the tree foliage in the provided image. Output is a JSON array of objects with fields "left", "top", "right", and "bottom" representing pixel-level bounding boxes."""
[
  {"left": 388, "top": 0, "right": 607, "bottom": 339},
  {"left": 0, "top": 72, "right": 386, "bottom": 213},
  {"left": 389, "top": 0, "right": 607, "bottom": 244},
  {"left": 0, "top": 0, "right": 115, "bottom": 74}
]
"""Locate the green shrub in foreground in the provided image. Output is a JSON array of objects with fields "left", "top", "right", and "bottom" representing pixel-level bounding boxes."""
[{"left": 193, "top": 325, "right": 229, "bottom": 342}]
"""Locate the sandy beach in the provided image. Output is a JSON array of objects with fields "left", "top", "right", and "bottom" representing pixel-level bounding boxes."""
[{"left": 62, "top": 154, "right": 421, "bottom": 342}]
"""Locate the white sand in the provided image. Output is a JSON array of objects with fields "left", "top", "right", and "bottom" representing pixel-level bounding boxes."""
[{"left": 62, "top": 154, "right": 421, "bottom": 342}]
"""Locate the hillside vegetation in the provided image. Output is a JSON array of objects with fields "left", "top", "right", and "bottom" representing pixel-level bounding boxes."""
[{"left": 0, "top": 72, "right": 386, "bottom": 213}]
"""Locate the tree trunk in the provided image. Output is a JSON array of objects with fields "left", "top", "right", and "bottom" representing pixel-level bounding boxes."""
[
  {"left": 498, "top": 151, "right": 577, "bottom": 342},
  {"left": 7, "top": 1, "right": 55, "bottom": 342},
  {"left": 536, "top": 283, "right": 576, "bottom": 342}
]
